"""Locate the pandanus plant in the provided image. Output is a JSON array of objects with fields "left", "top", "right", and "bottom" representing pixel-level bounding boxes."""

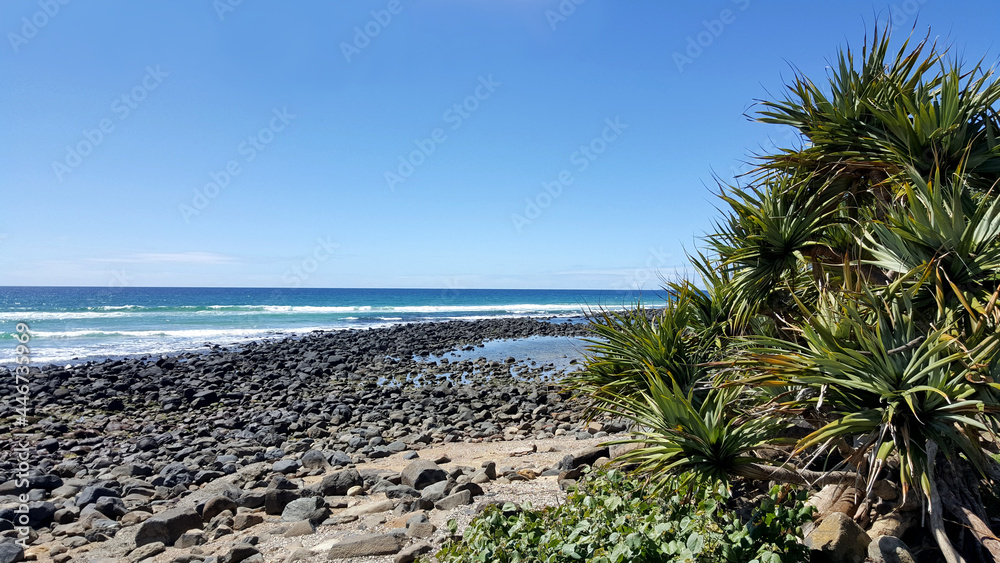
[{"left": 571, "top": 23, "right": 1000, "bottom": 562}]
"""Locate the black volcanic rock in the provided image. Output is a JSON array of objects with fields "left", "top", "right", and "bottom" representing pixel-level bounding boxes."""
[{"left": 0, "top": 316, "right": 600, "bottom": 552}]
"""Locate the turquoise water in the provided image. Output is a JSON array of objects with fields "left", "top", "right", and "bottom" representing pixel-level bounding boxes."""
[
  {"left": 0, "top": 287, "right": 642, "bottom": 365},
  {"left": 427, "top": 335, "right": 592, "bottom": 371}
]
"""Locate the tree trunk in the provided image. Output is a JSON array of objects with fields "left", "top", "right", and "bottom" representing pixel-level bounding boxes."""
[
  {"left": 984, "top": 455, "right": 1000, "bottom": 484},
  {"left": 735, "top": 462, "right": 859, "bottom": 486},
  {"left": 936, "top": 456, "right": 1000, "bottom": 562},
  {"left": 927, "top": 442, "right": 967, "bottom": 563}
]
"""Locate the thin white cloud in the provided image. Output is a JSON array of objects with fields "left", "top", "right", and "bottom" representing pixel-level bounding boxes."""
[
  {"left": 550, "top": 268, "right": 639, "bottom": 276},
  {"left": 550, "top": 265, "right": 690, "bottom": 278},
  {"left": 89, "top": 252, "right": 238, "bottom": 265}
]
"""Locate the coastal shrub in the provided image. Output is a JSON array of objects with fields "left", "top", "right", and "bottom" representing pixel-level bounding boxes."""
[
  {"left": 568, "top": 24, "right": 1000, "bottom": 561},
  {"left": 429, "top": 469, "right": 812, "bottom": 563}
]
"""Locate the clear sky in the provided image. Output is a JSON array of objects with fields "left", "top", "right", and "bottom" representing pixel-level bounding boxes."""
[{"left": 2, "top": 0, "right": 998, "bottom": 289}]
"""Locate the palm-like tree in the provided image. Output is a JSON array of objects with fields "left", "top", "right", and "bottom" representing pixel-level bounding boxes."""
[
  {"left": 707, "top": 171, "right": 854, "bottom": 328},
  {"left": 751, "top": 288, "right": 999, "bottom": 497},
  {"left": 573, "top": 295, "right": 718, "bottom": 409},
  {"left": 757, "top": 25, "right": 1000, "bottom": 193},
  {"left": 864, "top": 167, "right": 1000, "bottom": 331},
  {"left": 570, "top": 24, "right": 1000, "bottom": 562}
]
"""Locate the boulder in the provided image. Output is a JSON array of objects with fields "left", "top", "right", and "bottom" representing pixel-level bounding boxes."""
[
  {"left": 385, "top": 440, "right": 407, "bottom": 454},
  {"left": 285, "top": 547, "right": 314, "bottom": 562},
  {"left": 121, "top": 510, "right": 153, "bottom": 526},
  {"left": 0, "top": 542, "right": 24, "bottom": 563},
  {"left": 86, "top": 518, "right": 120, "bottom": 543},
  {"left": 194, "top": 470, "right": 225, "bottom": 485},
  {"left": 325, "top": 531, "right": 407, "bottom": 558},
  {"left": 76, "top": 485, "right": 120, "bottom": 507},
  {"left": 481, "top": 461, "right": 497, "bottom": 480},
  {"left": 301, "top": 450, "right": 331, "bottom": 470},
  {"left": 27, "top": 501, "right": 57, "bottom": 527},
  {"left": 94, "top": 497, "right": 127, "bottom": 520},
  {"left": 383, "top": 485, "right": 420, "bottom": 499},
  {"left": 419, "top": 480, "right": 451, "bottom": 503},
  {"left": 395, "top": 541, "right": 433, "bottom": 563},
  {"left": 26, "top": 474, "right": 63, "bottom": 491},
  {"left": 807, "top": 484, "right": 862, "bottom": 522},
  {"left": 329, "top": 451, "right": 353, "bottom": 468},
  {"left": 608, "top": 442, "right": 642, "bottom": 459},
  {"left": 434, "top": 489, "right": 472, "bottom": 511},
  {"left": 452, "top": 482, "right": 484, "bottom": 498},
  {"left": 406, "top": 520, "right": 436, "bottom": 539},
  {"left": 233, "top": 512, "right": 264, "bottom": 530},
  {"left": 273, "top": 459, "right": 301, "bottom": 474},
  {"left": 281, "top": 497, "right": 329, "bottom": 524},
  {"left": 867, "top": 535, "right": 917, "bottom": 563},
  {"left": 202, "top": 496, "right": 239, "bottom": 522},
  {"left": 220, "top": 543, "right": 260, "bottom": 563},
  {"left": 557, "top": 447, "right": 610, "bottom": 470},
  {"left": 134, "top": 506, "right": 202, "bottom": 547},
  {"left": 341, "top": 499, "right": 395, "bottom": 517},
  {"left": 127, "top": 541, "right": 165, "bottom": 562},
  {"left": 867, "top": 510, "right": 919, "bottom": 539},
  {"left": 265, "top": 488, "right": 302, "bottom": 516},
  {"left": 316, "top": 468, "right": 363, "bottom": 496},
  {"left": 112, "top": 463, "right": 153, "bottom": 478},
  {"left": 238, "top": 490, "right": 266, "bottom": 509},
  {"left": 158, "top": 462, "right": 194, "bottom": 487},
  {"left": 805, "top": 512, "right": 871, "bottom": 563},
  {"left": 284, "top": 519, "right": 316, "bottom": 537},
  {"left": 470, "top": 469, "right": 491, "bottom": 484},
  {"left": 174, "top": 530, "right": 206, "bottom": 548},
  {"left": 400, "top": 460, "right": 447, "bottom": 491}
]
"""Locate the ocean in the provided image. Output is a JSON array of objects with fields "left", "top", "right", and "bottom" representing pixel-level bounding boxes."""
[{"left": 0, "top": 287, "right": 649, "bottom": 366}]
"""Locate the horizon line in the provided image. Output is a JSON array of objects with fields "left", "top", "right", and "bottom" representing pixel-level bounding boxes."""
[{"left": 0, "top": 285, "right": 666, "bottom": 292}]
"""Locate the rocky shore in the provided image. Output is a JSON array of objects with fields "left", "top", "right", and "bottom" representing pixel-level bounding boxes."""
[{"left": 0, "top": 318, "right": 623, "bottom": 562}]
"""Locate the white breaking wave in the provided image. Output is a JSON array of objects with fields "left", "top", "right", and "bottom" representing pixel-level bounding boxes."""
[
  {"left": 0, "top": 325, "right": 349, "bottom": 365},
  {"left": 28, "top": 326, "right": 348, "bottom": 340},
  {"left": 255, "top": 303, "right": 611, "bottom": 314},
  {"left": 0, "top": 311, "right": 137, "bottom": 320},
  {"left": 0, "top": 302, "right": 627, "bottom": 321}
]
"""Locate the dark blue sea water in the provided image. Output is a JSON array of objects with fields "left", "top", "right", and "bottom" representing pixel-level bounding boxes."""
[{"left": 0, "top": 287, "right": 644, "bottom": 365}]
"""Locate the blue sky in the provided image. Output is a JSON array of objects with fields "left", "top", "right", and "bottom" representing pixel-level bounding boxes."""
[{"left": 2, "top": 0, "right": 998, "bottom": 289}]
